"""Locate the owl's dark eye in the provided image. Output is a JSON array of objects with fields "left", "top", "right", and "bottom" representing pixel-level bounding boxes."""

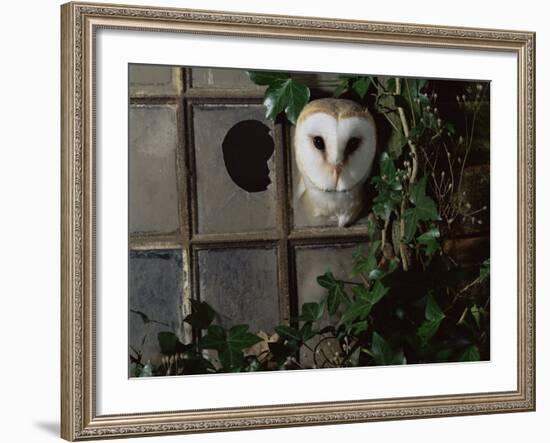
[
  {"left": 312, "top": 136, "right": 325, "bottom": 151},
  {"left": 345, "top": 137, "right": 362, "bottom": 156}
]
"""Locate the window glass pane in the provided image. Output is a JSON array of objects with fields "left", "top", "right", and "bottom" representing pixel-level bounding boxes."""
[
  {"left": 129, "top": 104, "right": 180, "bottom": 235},
  {"left": 128, "top": 249, "right": 185, "bottom": 372},
  {"left": 191, "top": 67, "right": 265, "bottom": 91},
  {"left": 294, "top": 243, "right": 365, "bottom": 368},
  {"left": 193, "top": 104, "right": 278, "bottom": 235},
  {"left": 129, "top": 64, "right": 182, "bottom": 97},
  {"left": 197, "top": 247, "right": 280, "bottom": 332}
]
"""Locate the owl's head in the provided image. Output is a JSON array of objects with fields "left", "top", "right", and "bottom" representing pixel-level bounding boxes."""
[{"left": 295, "top": 98, "right": 376, "bottom": 192}]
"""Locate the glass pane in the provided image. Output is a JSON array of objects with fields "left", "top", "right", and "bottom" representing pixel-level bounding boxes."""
[
  {"left": 191, "top": 67, "right": 265, "bottom": 91},
  {"left": 129, "top": 64, "right": 182, "bottom": 97},
  {"left": 128, "top": 250, "right": 185, "bottom": 372},
  {"left": 193, "top": 104, "right": 278, "bottom": 235},
  {"left": 197, "top": 247, "right": 280, "bottom": 333},
  {"left": 294, "top": 243, "right": 365, "bottom": 368},
  {"left": 129, "top": 104, "right": 180, "bottom": 235}
]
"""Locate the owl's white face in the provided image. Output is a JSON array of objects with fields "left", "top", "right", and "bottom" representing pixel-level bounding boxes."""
[{"left": 295, "top": 111, "right": 376, "bottom": 193}]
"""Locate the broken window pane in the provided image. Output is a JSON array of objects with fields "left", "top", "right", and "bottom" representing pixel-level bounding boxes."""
[
  {"left": 129, "top": 104, "right": 180, "bottom": 235},
  {"left": 128, "top": 249, "right": 186, "bottom": 373},
  {"left": 197, "top": 247, "right": 280, "bottom": 333},
  {"left": 193, "top": 104, "right": 278, "bottom": 235}
]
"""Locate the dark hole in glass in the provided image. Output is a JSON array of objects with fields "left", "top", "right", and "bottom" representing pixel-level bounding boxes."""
[{"left": 222, "top": 120, "right": 275, "bottom": 193}]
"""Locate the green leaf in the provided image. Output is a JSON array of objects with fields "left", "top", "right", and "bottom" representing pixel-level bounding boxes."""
[
  {"left": 351, "top": 77, "right": 371, "bottom": 99},
  {"left": 226, "top": 325, "right": 263, "bottom": 351},
  {"left": 199, "top": 324, "right": 262, "bottom": 372},
  {"left": 479, "top": 259, "right": 490, "bottom": 282},
  {"left": 184, "top": 300, "right": 217, "bottom": 330},
  {"left": 317, "top": 272, "right": 348, "bottom": 315},
  {"left": 301, "top": 302, "right": 324, "bottom": 322},
  {"left": 409, "top": 177, "right": 440, "bottom": 221},
  {"left": 198, "top": 325, "right": 226, "bottom": 351},
  {"left": 371, "top": 332, "right": 405, "bottom": 365},
  {"left": 403, "top": 208, "right": 420, "bottom": 243},
  {"left": 247, "top": 71, "right": 289, "bottom": 85},
  {"left": 334, "top": 78, "right": 350, "bottom": 97},
  {"left": 274, "top": 325, "right": 302, "bottom": 342},
  {"left": 471, "top": 304, "right": 481, "bottom": 329},
  {"left": 157, "top": 331, "right": 190, "bottom": 355},
  {"left": 417, "top": 292, "right": 446, "bottom": 342},
  {"left": 417, "top": 226, "right": 441, "bottom": 256},
  {"left": 350, "top": 321, "right": 369, "bottom": 335},
  {"left": 352, "top": 241, "right": 380, "bottom": 277},
  {"left": 317, "top": 272, "right": 338, "bottom": 289},
  {"left": 300, "top": 322, "right": 317, "bottom": 342},
  {"left": 459, "top": 345, "right": 481, "bottom": 362},
  {"left": 263, "top": 78, "right": 311, "bottom": 124},
  {"left": 417, "top": 319, "right": 442, "bottom": 342},
  {"left": 342, "top": 282, "right": 388, "bottom": 328},
  {"left": 403, "top": 177, "right": 440, "bottom": 242},
  {"left": 425, "top": 292, "right": 445, "bottom": 322}
]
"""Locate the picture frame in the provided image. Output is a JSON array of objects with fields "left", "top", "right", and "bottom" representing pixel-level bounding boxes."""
[{"left": 61, "top": 1, "right": 536, "bottom": 440}]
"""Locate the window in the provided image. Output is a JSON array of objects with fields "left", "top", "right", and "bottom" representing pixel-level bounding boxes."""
[{"left": 128, "top": 65, "right": 374, "bottom": 366}]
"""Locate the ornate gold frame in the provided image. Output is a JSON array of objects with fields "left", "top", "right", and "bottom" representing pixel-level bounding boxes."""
[{"left": 61, "top": 1, "right": 536, "bottom": 440}]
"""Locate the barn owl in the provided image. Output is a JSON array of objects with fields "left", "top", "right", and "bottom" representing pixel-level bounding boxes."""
[{"left": 294, "top": 98, "right": 377, "bottom": 227}]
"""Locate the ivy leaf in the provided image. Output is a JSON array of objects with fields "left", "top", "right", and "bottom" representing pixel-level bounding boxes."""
[
  {"left": 247, "top": 71, "right": 289, "bottom": 85},
  {"left": 334, "top": 77, "right": 350, "bottom": 97},
  {"left": 351, "top": 77, "right": 371, "bottom": 99},
  {"left": 300, "top": 322, "right": 317, "bottom": 342},
  {"left": 404, "top": 177, "right": 440, "bottom": 242},
  {"left": 198, "top": 325, "right": 226, "bottom": 351},
  {"left": 352, "top": 241, "right": 380, "bottom": 277},
  {"left": 157, "top": 331, "right": 191, "bottom": 355},
  {"left": 317, "top": 272, "right": 338, "bottom": 289},
  {"left": 226, "top": 325, "right": 263, "bottom": 350},
  {"left": 479, "top": 259, "right": 490, "bottom": 282},
  {"left": 417, "top": 226, "right": 441, "bottom": 256},
  {"left": 199, "top": 324, "right": 263, "bottom": 372},
  {"left": 184, "top": 300, "right": 217, "bottom": 330},
  {"left": 301, "top": 302, "right": 324, "bottom": 322},
  {"left": 417, "top": 292, "right": 446, "bottom": 342},
  {"left": 403, "top": 208, "right": 420, "bottom": 243},
  {"left": 409, "top": 177, "right": 440, "bottom": 221},
  {"left": 317, "top": 272, "right": 348, "bottom": 315},
  {"left": 470, "top": 304, "right": 482, "bottom": 329},
  {"left": 425, "top": 292, "right": 446, "bottom": 322},
  {"left": 274, "top": 325, "right": 302, "bottom": 342},
  {"left": 341, "top": 281, "right": 388, "bottom": 327},
  {"left": 263, "top": 78, "right": 310, "bottom": 124},
  {"left": 459, "top": 345, "right": 481, "bottom": 362},
  {"left": 371, "top": 332, "right": 405, "bottom": 366}
]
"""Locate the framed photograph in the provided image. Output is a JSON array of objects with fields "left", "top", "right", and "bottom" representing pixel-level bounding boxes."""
[{"left": 61, "top": 1, "right": 536, "bottom": 440}]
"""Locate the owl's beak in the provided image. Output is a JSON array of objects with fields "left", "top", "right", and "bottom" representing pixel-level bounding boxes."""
[{"left": 330, "top": 163, "right": 344, "bottom": 187}]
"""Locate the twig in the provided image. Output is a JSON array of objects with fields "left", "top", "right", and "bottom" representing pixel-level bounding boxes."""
[{"left": 395, "top": 78, "right": 419, "bottom": 184}]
